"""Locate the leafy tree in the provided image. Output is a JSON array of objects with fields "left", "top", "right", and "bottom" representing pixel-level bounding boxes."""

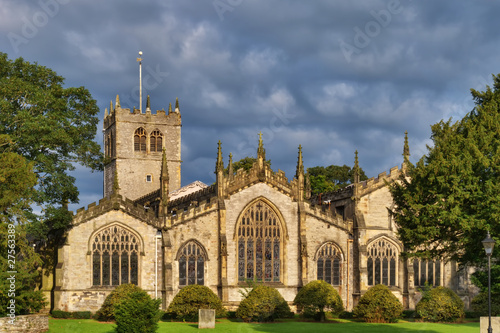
[
  {"left": 0, "top": 53, "right": 103, "bottom": 271},
  {"left": 114, "top": 290, "right": 162, "bottom": 333},
  {"left": 390, "top": 74, "right": 500, "bottom": 269},
  {"left": 415, "top": 286, "right": 464, "bottom": 322},
  {"left": 236, "top": 285, "right": 292, "bottom": 322},
  {"left": 293, "top": 280, "right": 343, "bottom": 321},
  {"left": 307, "top": 164, "right": 367, "bottom": 195},
  {"left": 0, "top": 135, "right": 46, "bottom": 315},
  {"left": 353, "top": 284, "right": 402, "bottom": 323}
]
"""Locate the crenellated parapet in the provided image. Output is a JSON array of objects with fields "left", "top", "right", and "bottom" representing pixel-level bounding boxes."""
[
  {"left": 168, "top": 184, "right": 217, "bottom": 212},
  {"left": 166, "top": 195, "right": 219, "bottom": 228},
  {"left": 71, "top": 194, "right": 159, "bottom": 228},
  {"left": 357, "top": 165, "right": 401, "bottom": 196},
  {"left": 306, "top": 204, "right": 353, "bottom": 232}
]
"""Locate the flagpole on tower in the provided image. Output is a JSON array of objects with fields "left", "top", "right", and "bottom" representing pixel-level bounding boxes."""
[{"left": 137, "top": 51, "right": 143, "bottom": 112}]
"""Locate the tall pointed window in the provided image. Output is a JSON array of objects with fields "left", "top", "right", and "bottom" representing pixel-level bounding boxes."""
[
  {"left": 150, "top": 130, "right": 163, "bottom": 152},
  {"left": 367, "top": 237, "right": 399, "bottom": 287},
  {"left": 178, "top": 241, "right": 206, "bottom": 286},
  {"left": 316, "top": 242, "right": 343, "bottom": 286},
  {"left": 237, "top": 200, "right": 283, "bottom": 283},
  {"left": 134, "top": 128, "right": 147, "bottom": 152},
  {"left": 91, "top": 224, "right": 140, "bottom": 286}
]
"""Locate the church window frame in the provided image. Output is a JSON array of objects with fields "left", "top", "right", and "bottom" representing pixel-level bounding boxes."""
[
  {"left": 366, "top": 236, "right": 400, "bottom": 287},
  {"left": 315, "top": 242, "right": 343, "bottom": 286},
  {"left": 176, "top": 240, "right": 208, "bottom": 287},
  {"left": 134, "top": 128, "right": 147, "bottom": 152},
  {"left": 90, "top": 223, "right": 142, "bottom": 287},
  {"left": 150, "top": 129, "right": 163, "bottom": 153},
  {"left": 235, "top": 198, "right": 286, "bottom": 284},
  {"left": 413, "top": 258, "right": 441, "bottom": 287}
]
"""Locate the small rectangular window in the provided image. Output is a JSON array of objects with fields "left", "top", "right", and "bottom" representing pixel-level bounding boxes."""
[{"left": 146, "top": 175, "right": 152, "bottom": 182}]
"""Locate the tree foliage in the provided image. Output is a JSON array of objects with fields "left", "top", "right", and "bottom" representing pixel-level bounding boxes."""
[
  {"left": 415, "top": 286, "right": 464, "bottom": 322},
  {"left": 95, "top": 284, "right": 143, "bottom": 322},
  {"left": 236, "top": 285, "right": 292, "bottom": 322},
  {"left": 390, "top": 74, "right": 500, "bottom": 267},
  {"left": 293, "top": 280, "right": 343, "bottom": 321},
  {"left": 225, "top": 156, "right": 271, "bottom": 174},
  {"left": 353, "top": 284, "right": 402, "bottom": 323},
  {"left": 114, "top": 290, "right": 162, "bottom": 333},
  {"left": 0, "top": 52, "right": 103, "bottom": 270},
  {"left": 167, "top": 285, "right": 226, "bottom": 322},
  {"left": 307, "top": 164, "right": 367, "bottom": 195}
]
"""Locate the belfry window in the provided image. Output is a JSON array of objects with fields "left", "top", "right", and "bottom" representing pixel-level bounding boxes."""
[
  {"left": 150, "top": 130, "right": 163, "bottom": 152},
  {"left": 134, "top": 128, "right": 147, "bottom": 152},
  {"left": 237, "top": 200, "right": 283, "bottom": 283},
  {"left": 316, "top": 242, "right": 343, "bottom": 286},
  {"left": 178, "top": 241, "right": 206, "bottom": 286},
  {"left": 367, "top": 237, "right": 399, "bottom": 287},
  {"left": 413, "top": 259, "right": 441, "bottom": 287},
  {"left": 91, "top": 225, "right": 140, "bottom": 286}
]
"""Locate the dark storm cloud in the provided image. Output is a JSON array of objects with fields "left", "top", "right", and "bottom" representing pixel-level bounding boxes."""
[{"left": 2, "top": 0, "right": 500, "bottom": 211}]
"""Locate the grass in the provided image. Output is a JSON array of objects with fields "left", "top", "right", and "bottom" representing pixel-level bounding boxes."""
[{"left": 48, "top": 318, "right": 480, "bottom": 333}]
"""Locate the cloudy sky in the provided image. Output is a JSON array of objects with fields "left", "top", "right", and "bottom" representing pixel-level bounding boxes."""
[{"left": 1, "top": 0, "right": 500, "bottom": 211}]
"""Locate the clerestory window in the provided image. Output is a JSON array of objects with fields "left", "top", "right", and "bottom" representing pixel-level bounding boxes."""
[
  {"left": 316, "top": 242, "right": 343, "bottom": 286},
  {"left": 237, "top": 200, "right": 283, "bottom": 283},
  {"left": 134, "top": 128, "right": 147, "bottom": 152},
  {"left": 367, "top": 237, "right": 399, "bottom": 287},
  {"left": 91, "top": 224, "right": 140, "bottom": 286}
]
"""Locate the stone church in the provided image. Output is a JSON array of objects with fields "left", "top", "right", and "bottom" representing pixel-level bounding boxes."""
[{"left": 49, "top": 96, "right": 476, "bottom": 312}]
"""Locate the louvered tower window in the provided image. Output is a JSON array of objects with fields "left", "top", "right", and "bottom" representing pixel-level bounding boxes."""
[
  {"left": 134, "top": 128, "right": 147, "bottom": 152},
  {"left": 150, "top": 130, "right": 163, "bottom": 152}
]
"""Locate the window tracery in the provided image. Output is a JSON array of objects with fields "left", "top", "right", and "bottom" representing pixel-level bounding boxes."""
[
  {"left": 134, "top": 128, "right": 147, "bottom": 152},
  {"left": 178, "top": 241, "right": 206, "bottom": 286},
  {"left": 316, "top": 242, "right": 343, "bottom": 286},
  {"left": 150, "top": 130, "right": 163, "bottom": 152},
  {"left": 91, "top": 224, "right": 139, "bottom": 286},
  {"left": 237, "top": 200, "right": 282, "bottom": 283},
  {"left": 413, "top": 259, "right": 441, "bottom": 287},
  {"left": 367, "top": 237, "right": 399, "bottom": 287}
]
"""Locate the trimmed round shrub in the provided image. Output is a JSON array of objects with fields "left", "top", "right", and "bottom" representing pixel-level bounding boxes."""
[
  {"left": 293, "top": 280, "right": 343, "bottom": 321},
  {"left": 95, "top": 284, "right": 143, "bottom": 321},
  {"left": 353, "top": 284, "right": 403, "bottom": 323},
  {"left": 236, "top": 285, "right": 292, "bottom": 322},
  {"left": 114, "top": 290, "right": 162, "bottom": 333},
  {"left": 471, "top": 292, "right": 500, "bottom": 316},
  {"left": 416, "top": 286, "right": 464, "bottom": 322},
  {"left": 167, "top": 285, "right": 226, "bottom": 322}
]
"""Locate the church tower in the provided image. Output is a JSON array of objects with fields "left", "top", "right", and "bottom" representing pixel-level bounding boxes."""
[{"left": 102, "top": 95, "right": 182, "bottom": 201}]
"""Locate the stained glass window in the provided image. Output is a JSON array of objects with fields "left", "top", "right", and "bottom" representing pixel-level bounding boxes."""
[
  {"left": 316, "top": 242, "right": 343, "bottom": 286},
  {"left": 178, "top": 241, "right": 206, "bottom": 287},
  {"left": 91, "top": 225, "right": 140, "bottom": 286},
  {"left": 367, "top": 238, "right": 399, "bottom": 287},
  {"left": 237, "top": 200, "right": 282, "bottom": 283}
]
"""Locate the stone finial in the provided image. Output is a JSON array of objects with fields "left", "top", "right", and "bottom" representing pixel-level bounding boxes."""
[
  {"left": 216, "top": 140, "right": 224, "bottom": 172},
  {"left": 353, "top": 150, "right": 360, "bottom": 184},
  {"left": 402, "top": 131, "right": 411, "bottom": 174},
  {"left": 110, "top": 100, "right": 114, "bottom": 113},
  {"left": 161, "top": 148, "right": 169, "bottom": 209},
  {"left": 146, "top": 95, "right": 151, "bottom": 113},
  {"left": 296, "top": 145, "right": 304, "bottom": 178},
  {"left": 257, "top": 132, "right": 265, "bottom": 160},
  {"left": 175, "top": 97, "right": 180, "bottom": 112},
  {"left": 161, "top": 148, "right": 169, "bottom": 181},
  {"left": 115, "top": 95, "right": 121, "bottom": 108},
  {"left": 104, "top": 107, "right": 108, "bottom": 118},
  {"left": 168, "top": 102, "right": 172, "bottom": 114},
  {"left": 228, "top": 153, "right": 233, "bottom": 176}
]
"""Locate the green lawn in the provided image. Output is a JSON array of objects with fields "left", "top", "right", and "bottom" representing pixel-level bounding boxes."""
[{"left": 48, "top": 318, "right": 480, "bottom": 333}]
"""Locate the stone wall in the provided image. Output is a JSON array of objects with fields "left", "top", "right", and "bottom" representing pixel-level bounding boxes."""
[{"left": 0, "top": 314, "right": 48, "bottom": 333}]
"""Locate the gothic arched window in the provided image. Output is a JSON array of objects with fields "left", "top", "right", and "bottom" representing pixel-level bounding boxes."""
[
  {"left": 150, "top": 130, "right": 163, "bottom": 152},
  {"left": 134, "top": 128, "right": 147, "bottom": 152},
  {"left": 316, "top": 242, "right": 343, "bottom": 286},
  {"left": 91, "top": 224, "right": 140, "bottom": 286},
  {"left": 413, "top": 259, "right": 441, "bottom": 287},
  {"left": 178, "top": 241, "right": 206, "bottom": 286},
  {"left": 367, "top": 237, "right": 399, "bottom": 287},
  {"left": 237, "top": 200, "right": 283, "bottom": 283}
]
